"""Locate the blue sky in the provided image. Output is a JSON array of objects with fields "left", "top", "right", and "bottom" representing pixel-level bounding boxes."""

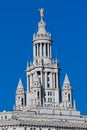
[{"left": 0, "top": 0, "right": 87, "bottom": 115}]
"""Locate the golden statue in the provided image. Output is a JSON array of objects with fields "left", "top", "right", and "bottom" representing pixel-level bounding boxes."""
[{"left": 39, "top": 8, "right": 44, "bottom": 21}]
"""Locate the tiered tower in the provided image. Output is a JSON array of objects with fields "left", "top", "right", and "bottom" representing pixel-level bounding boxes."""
[
  {"left": 1, "top": 8, "right": 87, "bottom": 130},
  {"left": 26, "top": 9, "right": 60, "bottom": 109},
  {"left": 15, "top": 9, "right": 74, "bottom": 112}
]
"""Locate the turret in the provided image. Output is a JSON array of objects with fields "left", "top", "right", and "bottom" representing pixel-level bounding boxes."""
[
  {"left": 62, "top": 73, "right": 73, "bottom": 108},
  {"left": 15, "top": 79, "right": 25, "bottom": 110}
]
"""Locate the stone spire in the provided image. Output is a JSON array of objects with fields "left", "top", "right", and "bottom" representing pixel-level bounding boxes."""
[
  {"left": 17, "top": 78, "right": 24, "bottom": 90},
  {"left": 15, "top": 78, "right": 25, "bottom": 110},
  {"left": 62, "top": 73, "right": 73, "bottom": 108},
  {"left": 63, "top": 73, "right": 71, "bottom": 88}
]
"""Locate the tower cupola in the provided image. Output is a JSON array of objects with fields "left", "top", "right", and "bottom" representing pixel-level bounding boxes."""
[{"left": 32, "top": 8, "right": 52, "bottom": 65}]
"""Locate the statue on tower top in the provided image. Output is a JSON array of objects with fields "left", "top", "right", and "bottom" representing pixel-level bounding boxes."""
[{"left": 39, "top": 8, "right": 44, "bottom": 21}]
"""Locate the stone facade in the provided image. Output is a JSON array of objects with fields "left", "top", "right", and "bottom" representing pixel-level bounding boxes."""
[{"left": 0, "top": 8, "right": 87, "bottom": 130}]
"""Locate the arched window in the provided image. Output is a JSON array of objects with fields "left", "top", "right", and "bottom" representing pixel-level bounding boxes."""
[
  {"left": 21, "top": 98, "right": 23, "bottom": 105},
  {"left": 36, "top": 44, "right": 37, "bottom": 57},
  {"left": 38, "top": 43, "right": 40, "bottom": 56},
  {"left": 37, "top": 91, "right": 40, "bottom": 99},
  {"left": 46, "top": 43, "right": 48, "bottom": 57},
  {"left": 47, "top": 72, "right": 50, "bottom": 88},
  {"left": 68, "top": 94, "right": 70, "bottom": 101}
]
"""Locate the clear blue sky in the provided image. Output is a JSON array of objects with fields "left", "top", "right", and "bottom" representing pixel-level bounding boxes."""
[{"left": 0, "top": 0, "right": 87, "bottom": 115}]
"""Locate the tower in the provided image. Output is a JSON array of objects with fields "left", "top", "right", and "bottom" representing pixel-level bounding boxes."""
[
  {"left": 26, "top": 9, "right": 60, "bottom": 108},
  {"left": 16, "top": 79, "right": 25, "bottom": 110},
  {"left": 62, "top": 73, "right": 73, "bottom": 108}
]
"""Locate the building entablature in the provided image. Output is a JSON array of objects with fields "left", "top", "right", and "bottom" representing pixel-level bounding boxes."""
[{"left": 33, "top": 33, "right": 52, "bottom": 43}]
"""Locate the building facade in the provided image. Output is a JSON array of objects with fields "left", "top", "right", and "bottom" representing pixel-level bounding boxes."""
[{"left": 0, "top": 9, "right": 87, "bottom": 130}]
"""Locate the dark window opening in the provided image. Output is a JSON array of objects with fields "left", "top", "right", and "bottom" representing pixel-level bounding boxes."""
[
  {"left": 38, "top": 43, "right": 40, "bottom": 56},
  {"left": 46, "top": 43, "right": 48, "bottom": 57},
  {"left": 55, "top": 73, "right": 57, "bottom": 88},
  {"left": 68, "top": 94, "right": 70, "bottom": 101},
  {"left": 21, "top": 98, "right": 23, "bottom": 105},
  {"left": 37, "top": 91, "right": 40, "bottom": 99},
  {"left": 36, "top": 45, "right": 37, "bottom": 56},
  {"left": 42, "top": 43, "right": 44, "bottom": 56}
]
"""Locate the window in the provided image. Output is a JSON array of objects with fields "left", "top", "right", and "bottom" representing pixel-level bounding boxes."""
[
  {"left": 21, "top": 98, "right": 23, "bottom": 105},
  {"left": 48, "top": 92, "right": 52, "bottom": 96},
  {"left": 13, "top": 128, "right": 16, "bottom": 130},
  {"left": 47, "top": 83, "right": 50, "bottom": 88},
  {"left": 68, "top": 94, "right": 70, "bottom": 101},
  {"left": 69, "top": 104, "right": 71, "bottom": 107},
  {"left": 37, "top": 91, "right": 40, "bottom": 99},
  {"left": 1, "top": 116, "right": 3, "bottom": 120},
  {"left": 38, "top": 43, "right": 40, "bottom": 56},
  {"left": 5, "top": 128, "right": 8, "bottom": 130},
  {"left": 36, "top": 45, "right": 37, "bottom": 56},
  {"left": 24, "top": 127, "right": 27, "bottom": 130},
  {"left": 30, "top": 128, "right": 36, "bottom": 130},
  {"left": 47, "top": 72, "right": 50, "bottom": 88},
  {"left": 5, "top": 116, "right": 7, "bottom": 119},
  {"left": 53, "top": 98, "right": 55, "bottom": 102},
  {"left": 44, "top": 98, "right": 46, "bottom": 102},
  {"left": 48, "top": 98, "right": 52, "bottom": 103},
  {"left": 47, "top": 77, "right": 50, "bottom": 81},
  {"left": 37, "top": 71, "right": 41, "bottom": 83},
  {"left": 46, "top": 43, "right": 48, "bottom": 56}
]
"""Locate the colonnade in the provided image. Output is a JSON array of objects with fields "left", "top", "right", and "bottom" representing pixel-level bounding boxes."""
[
  {"left": 33, "top": 43, "right": 52, "bottom": 58},
  {"left": 27, "top": 71, "right": 59, "bottom": 91}
]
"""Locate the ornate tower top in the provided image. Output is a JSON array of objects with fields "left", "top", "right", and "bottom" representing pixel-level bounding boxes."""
[{"left": 33, "top": 8, "right": 51, "bottom": 41}]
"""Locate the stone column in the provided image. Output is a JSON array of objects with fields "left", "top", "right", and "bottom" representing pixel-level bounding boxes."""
[
  {"left": 37, "top": 44, "right": 38, "bottom": 57},
  {"left": 41, "top": 71, "right": 43, "bottom": 85},
  {"left": 45, "top": 72, "right": 47, "bottom": 88},
  {"left": 53, "top": 73, "right": 55, "bottom": 88},
  {"left": 30, "top": 74, "right": 31, "bottom": 89},
  {"left": 44, "top": 43, "right": 46, "bottom": 57},
  {"left": 50, "top": 44, "right": 52, "bottom": 58},
  {"left": 40, "top": 43, "right": 42, "bottom": 57},
  {"left": 30, "top": 74, "right": 33, "bottom": 88},
  {"left": 33, "top": 45, "right": 34, "bottom": 58},
  {"left": 56, "top": 73, "right": 58, "bottom": 89},
  {"left": 50, "top": 72, "right": 53, "bottom": 88},
  {"left": 48, "top": 44, "right": 49, "bottom": 58},
  {"left": 27, "top": 75, "right": 30, "bottom": 91}
]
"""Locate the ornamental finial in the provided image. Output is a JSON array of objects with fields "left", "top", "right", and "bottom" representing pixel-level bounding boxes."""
[{"left": 39, "top": 8, "right": 44, "bottom": 21}]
